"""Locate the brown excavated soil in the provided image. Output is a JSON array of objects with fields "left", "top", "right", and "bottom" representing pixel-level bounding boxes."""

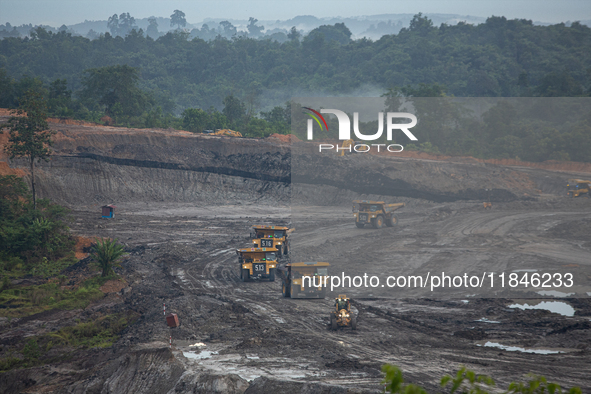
[
  {"left": 73, "top": 235, "right": 93, "bottom": 260},
  {"left": 99, "top": 279, "right": 127, "bottom": 294},
  {"left": 0, "top": 118, "right": 590, "bottom": 393}
]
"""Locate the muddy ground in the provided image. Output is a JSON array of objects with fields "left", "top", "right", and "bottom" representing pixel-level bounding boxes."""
[
  {"left": 1, "top": 121, "right": 591, "bottom": 393},
  {"left": 5, "top": 198, "right": 588, "bottom": 393},
  {"left": 64, "top": 198, "right": 591, "bottom": 392}
]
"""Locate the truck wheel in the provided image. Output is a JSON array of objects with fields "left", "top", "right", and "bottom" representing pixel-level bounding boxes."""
[
  {"left": 351, "top": 316, "right": 357, "bottom": 330},
  {"left": 385, "top": 215, "right": 397, "bottom": 227},
  {"left": 284, "top": 245, "right": 289, "bottom": 255},
  {"left": 355, "top": 222, "right": 365, "bottom": 228},
  {"left": 268, "top": 268, "right": 276, "bottom": 282},
  {"left": 330, "top": 315, "right": 338, "bottom": 330},
  {"left": 372, "top": 216, "right": 384, "bottom": 229},
  {"left": 240, "top": 268, "right": 249, "bottom": 282},
  {"left": 282, "top": 281, "right": 290, "bottom": 297}
]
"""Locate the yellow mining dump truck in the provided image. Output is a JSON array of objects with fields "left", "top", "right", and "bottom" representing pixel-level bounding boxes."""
[
  {"left": 236, "top": 247, "right": 278, "bottom": 282},
  {"left": 567, "top": 179, "right": 591, "bottom": 198},
  {"left": 251, "top": 225, "right": 291, "bottom": 256},
  {"left": 278, "top": 262, "right": 330, "bottom": 299},
  {"left": 330, "top": 294, "right": 356, "bottom": 330},
  {"left": 353, "top": 200, "right": 405, "bottom": 229}
]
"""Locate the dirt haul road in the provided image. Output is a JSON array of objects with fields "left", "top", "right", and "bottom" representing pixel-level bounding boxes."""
[
  {"left": 1, "top": 121, "right": 590, "bottom": 393},
  {"left": 57, "top": 200, "right": 591, "bottom": 393}
]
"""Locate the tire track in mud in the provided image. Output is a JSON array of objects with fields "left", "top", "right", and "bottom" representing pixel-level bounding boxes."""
[
  {"left": 182, "top": 246, "right": 391, "bottom": 374},
  {"left": 440, "top": 211, "right": 590, "bottom": 239},
  {"left": 174, "top": 227, "right": 591, "bottom": 389},
  {"left": 179, "top": 247, "right": 387, "bottom": 385}
]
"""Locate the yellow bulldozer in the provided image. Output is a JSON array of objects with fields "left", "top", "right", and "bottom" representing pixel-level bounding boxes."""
[
  {"left": 330, "top": 294, "right": 357, "bottom": 330},
  {"left": 213, "top": 129, "right": 242, "bottom": 137},
  {"left": 236, "top": 247, "right": 278, "bottom": 282},
  {"left": 251, "top": 225, "right": 291, "bottom": 256},
  {"left": 353, "top": 200, "right": 405, "bottom": 229},
  {"left": 278, "top": 262, "right": 329, "bottom": 299},
  {"left": 566, "top": 179, "right": 591, "bottom": 198}
]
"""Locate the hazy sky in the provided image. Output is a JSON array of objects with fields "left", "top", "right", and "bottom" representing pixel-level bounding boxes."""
[{"left": 1, "top": 0, "right": 590, "bottom": 26}]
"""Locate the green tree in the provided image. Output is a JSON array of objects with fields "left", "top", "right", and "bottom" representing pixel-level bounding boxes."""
[
  {"left": 0, "top": 175, "right": 74, "bottom": 271},
  {"left": 0, "top": 68, "right": 16, "bottom": 108},
  {"left": 182, "top": 108, "right": 209, "bottom": 132},
  {"left": 107, "top": 14, "right": 119, "bottom": 36},
  {"left": 47, "top": 79, "right": 72, "bottom": 116},
  {"left": 261, "top": 105, "right": 289, "bottom": 125},
  {"left": 407, "top": 13, "right": 435, "bottom": 35},
  {"left": 3, "top": 90, "right": 54, "bottom": 209},
  {"left": 0, "top": 175, "right": 29, "bottom": 221},
  {"left": 147, "top": 17, "right": 159, "bottom": 38},
  {"left": 222, "top": 94, "right": 246, "bottom": 125},
  {"left": 382, "top": 364, "right": 427, "bottom": 394},
  {"left": 247, "top": 17, "right": 264, "bottom": 38},
  {"left": 219, "top": 21, "right": 237, "bottom": 37},
  {"left": 307, "top": 23, "right": 352, "bottom": 45},
  {"left": 118, "top": 13, "right": 136, "bottom": 36},
  {"left": 80, "top": 65, "right": 150, "bottom": 120},
  {"left": 170, "top": 10, "right": 187, "bottom": 30},
  {"left": 205, "top": 107, "right": 228, "bottom": 130},
  {"left": 287, "top": 26, "right": 301, "bottom": 41},
  {"left": 23, "top": 338, "right": 41, "bottom": 361},
  {"left": 381, "top": 364, "right": 582, "bottom": 394},
  {"left": 90, "top": 238, "right": 126, "bottom": 277}
]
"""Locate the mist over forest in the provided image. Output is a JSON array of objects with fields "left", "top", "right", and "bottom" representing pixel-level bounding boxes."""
[{"left": 1, "top": 11, "right": 590, "bottom": 162}]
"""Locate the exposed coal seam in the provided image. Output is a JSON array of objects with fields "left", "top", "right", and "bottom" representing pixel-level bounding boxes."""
[
  {"left": 77, "top": 153, "right": 292, "bottom": 183},
  {"left": 74, "top": 153, "right": 520, "bottom": 203},
  {"left": 291, "top": 174, "right": 520, "bottom": 203}
]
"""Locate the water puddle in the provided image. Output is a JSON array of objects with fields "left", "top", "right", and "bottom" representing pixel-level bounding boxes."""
[
  {"left": 183, "top": 350, "right": 219, "bottom": 360},
  {"left": 474, "top": 318, "right": 500, "bottom": 323},
  {"left": 480, "top": 341, "right": 564, "bottom": 354},
  {"left": 508, "top": 301, "right": 574, "bottom": 317}
]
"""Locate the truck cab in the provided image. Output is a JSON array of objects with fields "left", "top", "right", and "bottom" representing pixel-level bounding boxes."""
[
  {"left": 237, "top": 247, "right": 278, "bottom": 282},
  {"left": 251, "top": 225, "right": 290, "bottom": 255},
  {"left": 278, "top": 262, "right": 329, "bottom": 299}
]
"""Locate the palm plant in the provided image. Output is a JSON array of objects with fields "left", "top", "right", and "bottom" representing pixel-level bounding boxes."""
[{"left": 90, "top": 238, "right": 126, "bottom": 277}]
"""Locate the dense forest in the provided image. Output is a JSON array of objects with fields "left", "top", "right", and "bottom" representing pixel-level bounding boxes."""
[{"left": 0, "top": 14, "right": 590, "bottom": 161}]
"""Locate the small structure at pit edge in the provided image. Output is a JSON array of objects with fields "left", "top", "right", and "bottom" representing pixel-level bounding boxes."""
[
  {"left": 166, "top": 313, "right": 180, "bottom": 328},
  {"left": 101, "top": 205, "right": 116, "bottom": 218}
]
